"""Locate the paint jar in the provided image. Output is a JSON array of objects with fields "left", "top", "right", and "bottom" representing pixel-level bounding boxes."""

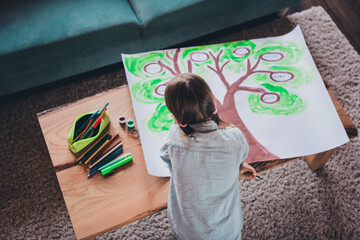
[
  {"left": 127, "top": 119, "right": 135, "bottom": 130},
  {"left": 119, "top": 115, "right": 126, "bottom": 128},
  {"left": 130, "top": 129, "right": 139, "bottom": 138}
]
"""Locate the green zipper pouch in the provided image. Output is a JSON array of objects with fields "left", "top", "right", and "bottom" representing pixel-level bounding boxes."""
[{"left": 67, "top": 111, "right": 110, "bottom": 154}]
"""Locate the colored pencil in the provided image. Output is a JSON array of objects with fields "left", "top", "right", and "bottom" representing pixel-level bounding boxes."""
[
  {"left": 75, "top": 133, "right": 110, "bottom": 163},
  {"left": 73, "top": 111, "right": 98, "bottom": 139},
  {"left": 83, "top": 135, "right": 112, "bottom": 165},
  {"left": 81, "top": 109, "right": 106, "bottom": 140},
  {"left": 75, "top": 118, "right": 94, "bottom": 142},
  {"left": 98, "top": 103, "right": 109, "bottom": 116},
  {"left": 85, "top": 134, "right": 119, "bottom": 165},
  {"left": 89, "top": 146, "right": 123, "bottom": 171},
  {"left": 87, "top": 147, "right": 123, "bottom": 177},
  {"left": 79, "top": 134, "right": 111, "bottom": 164},
  {"left": 79, "top": 103, "right": 108, "bottom": 140},
  {"left": 84, "top": 138, "right": 110, "bottom": 165},
  {"left": 88, "top": 141, "right": 123, "bottom": 169}
]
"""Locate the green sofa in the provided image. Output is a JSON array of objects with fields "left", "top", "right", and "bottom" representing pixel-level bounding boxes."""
[{"left": 0, "top": 0, "right": 300, "bottom": 98}]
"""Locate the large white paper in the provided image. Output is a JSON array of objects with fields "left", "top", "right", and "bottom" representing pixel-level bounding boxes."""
[{"left": 122, "top": 26, "right": 349, "bottom": 177}]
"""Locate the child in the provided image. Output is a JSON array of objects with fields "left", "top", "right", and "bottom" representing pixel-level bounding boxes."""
[{"left": 160, "top": 73, "right": 257, "bottom": 240}]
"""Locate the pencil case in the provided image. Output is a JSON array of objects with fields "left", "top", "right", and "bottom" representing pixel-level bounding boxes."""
[{"left": 67, "top": 111, "right": 110, "bottom": 154}]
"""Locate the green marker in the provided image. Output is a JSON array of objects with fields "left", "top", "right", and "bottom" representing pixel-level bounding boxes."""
[
  {"left": 100, "top": 156, "right": 133, "bottom": 175},
  {"left": 98, "top": 153, "right": 131, "bottom": 171}
]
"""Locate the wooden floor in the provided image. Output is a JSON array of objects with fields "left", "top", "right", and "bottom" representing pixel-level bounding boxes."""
[{"left": 287, "top": 0, "right": 360, "bottom": 54}]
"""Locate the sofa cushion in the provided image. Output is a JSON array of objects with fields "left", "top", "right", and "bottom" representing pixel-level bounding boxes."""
[
  {"left": 0, "top": 0, "right": 141, "bottom": 96},
  {"left": 0, "top": 0, "right": 141, "bottom": 55},
  {"left": 0, "top": 0, "right": 301, "bottom": 98},
  {"left": 129, "top": 0, "right": 300, "bottom": 51}
]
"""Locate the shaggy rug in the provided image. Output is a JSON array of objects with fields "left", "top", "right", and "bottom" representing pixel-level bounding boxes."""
[{"left": 0, "top": 6, "right": 359, "bottom": 240}]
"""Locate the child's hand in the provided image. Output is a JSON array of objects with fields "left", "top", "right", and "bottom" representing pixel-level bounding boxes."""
[{"left": 239, "top": 162, "right": 257, "bottom": 180}]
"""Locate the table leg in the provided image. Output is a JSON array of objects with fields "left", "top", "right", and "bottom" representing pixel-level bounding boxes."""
[{"left": 304, "top": 147, "right": 339, "bottom": 171}]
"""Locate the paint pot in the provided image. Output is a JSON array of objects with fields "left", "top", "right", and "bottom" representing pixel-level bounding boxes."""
[
  {"left": 127, "top": 119, "right": 135, "bottom": 130},
  {"left": 130, "top": 129, "right": 139, "bottom": 138},
  {"left": 119, "top": 115, "right": 126, "bottom": 128}
]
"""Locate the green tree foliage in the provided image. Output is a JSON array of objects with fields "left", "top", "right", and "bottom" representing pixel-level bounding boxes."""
[{"left": 124, "top": 38, "right": 312, "bottom": 133}]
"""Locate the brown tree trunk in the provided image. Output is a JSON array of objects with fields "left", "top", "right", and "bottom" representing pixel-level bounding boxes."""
[{"left": 218, "top": 91, "right": 279, "bottom": 163}]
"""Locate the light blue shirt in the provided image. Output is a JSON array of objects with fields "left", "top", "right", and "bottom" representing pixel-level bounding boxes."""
[{"left": 160, "top": 120, "right": 249, "bottom": 240}]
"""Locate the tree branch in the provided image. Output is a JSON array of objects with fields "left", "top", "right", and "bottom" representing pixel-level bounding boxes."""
[
  {"left": 220, "top": 60, "right": 230, "bottom": 72},
  {"left": 207, "top": 65, "right": 217, "bottom": 73},
  {"left": 207, "top": 50, "right": 230, "bottom": 89},
  {"left": 187, "top": 60, "right": 192, "bottom": 73},
  {"left": 250, "top": 56, "right": 262, "bottom": 72},
  {"left": 173, "top": 48, "right": 181, "bottom": 74},
  {"left": 157, "top": 61, "right": 176, "bottom": 76},
  {"left": 166, "top": 51, "right": 174, "bottom": 60},
  {"left": 216, "top": 49, "right": 224, "bottom": 61},
  {"left": 231, "top": 55, "right": 264, "bottom": 88},
  {"left": 246, "top": 58, "right": 251, "bottom": 73},
  {"left": 236, "top": 86, "right": 267, "bottom": 93}
]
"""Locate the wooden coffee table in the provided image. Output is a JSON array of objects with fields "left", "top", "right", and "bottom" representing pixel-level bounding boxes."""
[{"left": 37, "top": 85, "right": 357, "bottom": 239}]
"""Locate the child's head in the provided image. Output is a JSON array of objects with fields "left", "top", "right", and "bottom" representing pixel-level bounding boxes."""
[{"left": 164, "top": 73, "right": 219, "bottom": 134}]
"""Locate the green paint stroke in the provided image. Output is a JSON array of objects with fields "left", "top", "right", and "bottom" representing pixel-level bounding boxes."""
[
  {"left": 223, "top": 40, "right": 256, "bottom": 63},
  {"left": 148, "top": 103, "right": 174, "bottom": 132},
  {"left": 193, "top": 67, "right": 211, "bottom": 79},
  {"left": 226, "top": 61, "right": 246, "bottom": 74},
  {"left": 248, "top": 83, "right": 306, "bottom": 115},
  {"left": 248, "top": 65, "right": 312, "bottom": 88},
  {"left": 182, "top": 44, "right": 225, "bottom": 60},
  {"left": 124, "top": 51, "right": 168, "bottom": 77},
  {"left": 131, "top": 78, "right": 165, "bottom": 104},
  {"left": 269, "top": 65, "right": 312, "bottom": 87},
  {"left": 255, "top": 41, "right": 303, "bottom": 65},
  {"left": 179, "top": 39, "right": 256, "bottom": 71},
  {"left": 180, "top": 44, "right": 225, "bottom": 71}
]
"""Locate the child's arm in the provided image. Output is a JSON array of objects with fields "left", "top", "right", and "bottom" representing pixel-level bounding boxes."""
[
  {"left": 159, "top": 135, "right": 172, "bottom": 170},
  {"left": 239, "top": 162, "right": 256, "bottom": 180}
]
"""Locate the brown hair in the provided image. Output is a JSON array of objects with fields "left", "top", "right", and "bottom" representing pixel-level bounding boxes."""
[{"left": 164, "top": 73, "right": 222, "bottom": 135}]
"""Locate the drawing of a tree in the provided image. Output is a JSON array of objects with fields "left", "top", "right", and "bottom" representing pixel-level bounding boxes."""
[{"left": 125, "top": 39, "right": 312, "bottom": 162}]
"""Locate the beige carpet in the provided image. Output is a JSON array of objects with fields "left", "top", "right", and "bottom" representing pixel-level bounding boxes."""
[{"left": 0, "top": 6, "right": 359, "bottom": 239}]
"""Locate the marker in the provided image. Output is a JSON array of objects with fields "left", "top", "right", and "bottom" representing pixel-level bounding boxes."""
[
  {"left": 101, "top": 155, "right": 133, "bottom": 175},
  {"left": 256, "top": 175, "right": 264, "bottom": 180},
  {"left": 98, "top": 153, "right": 131, "bottom": 171},
  {"left": 84, "top": 134, "right": 119, "bottom": 165},
  {"left": 87, "top": 147, "right": 123, "bottom": 177}
]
